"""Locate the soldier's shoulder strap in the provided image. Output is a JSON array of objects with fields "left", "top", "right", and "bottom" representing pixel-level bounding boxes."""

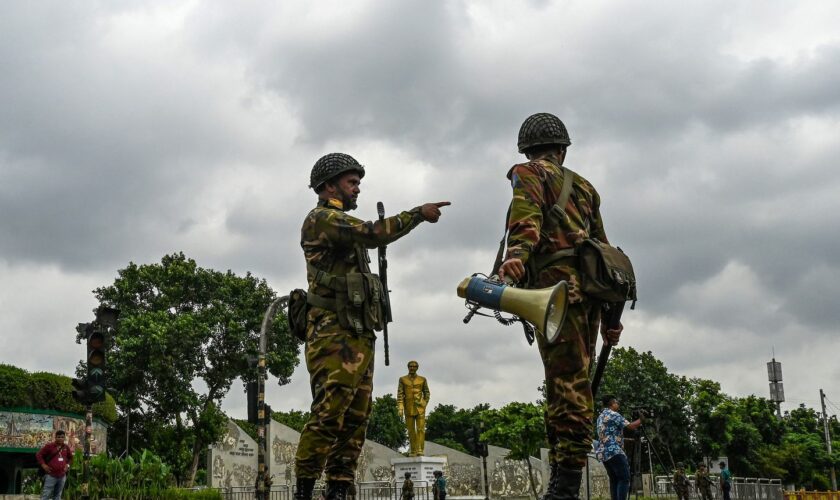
[{"left": 544, "top": 165, "right": 578, "bottom": 233}]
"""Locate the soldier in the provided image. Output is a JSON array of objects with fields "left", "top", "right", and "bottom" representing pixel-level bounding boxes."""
[
  {"left": 496, "top": 113, "right": 624, "bottom": 500},
  {"left": 673, "top": 462, "right": 690, "bottom": 500},
  {"left": 397, "top": 360, "right": 431, "bottom": 456},
  {"left": 402, "top": 472, "right": 415, "bottom": 500},
  {"left": 695, "top": 464, "right": 714, "bottom": 500},
  {"left": 294, "top": 153, "right": 449, "bottom": 500}
]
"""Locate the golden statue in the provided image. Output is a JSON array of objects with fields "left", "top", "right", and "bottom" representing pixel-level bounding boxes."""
[{"left": 397, "top": 360, "right": 430, "bottom": 456}]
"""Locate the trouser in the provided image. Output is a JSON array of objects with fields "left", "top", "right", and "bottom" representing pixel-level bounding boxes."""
[
  {"left": 699, "top": 488, "right": 713, "bottom": 500},
  {"left": 406, "top": 414, "right": 426, "bottom": 456},
  {"left": 295, "top": 330, "right": 375, "bottom": 481},
  {"left": 537, "top": 295, "right": 600, "bottom": 469},
  {"left": 676, "top": 491, "right": 689, "bottom": 500},
  {"left": 603, "top": 454, "right": 630, "bottom": 500},
  {"left": 40, "top": 475, "right": 67, "bottom": 500},
  {"left": 722, "top": 483, "right": 731, "bottom": 500}
]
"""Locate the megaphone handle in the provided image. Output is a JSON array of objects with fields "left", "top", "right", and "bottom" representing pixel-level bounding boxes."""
[{"left": 463, "top": 304, "right": 480, "bottom": 324}]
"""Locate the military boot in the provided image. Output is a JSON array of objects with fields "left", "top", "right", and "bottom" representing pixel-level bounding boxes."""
[
  {"left": 326, "top": 480, "right": 352, "bottom": 500},
  {"left": 294, "top": 477, "right": 316, "bottom": 500},
  {"left": 542, "top": 464, "right": 583, "bottom": 500}
]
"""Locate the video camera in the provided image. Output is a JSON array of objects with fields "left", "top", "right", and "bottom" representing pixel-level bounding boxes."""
[{"left": 630, "top": 407, "right": 657, "bottom": 420}]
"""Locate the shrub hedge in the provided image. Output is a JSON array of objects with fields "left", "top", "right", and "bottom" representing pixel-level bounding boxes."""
[{"left": 0, "top": 363, "right": 117, "bottom": 422}]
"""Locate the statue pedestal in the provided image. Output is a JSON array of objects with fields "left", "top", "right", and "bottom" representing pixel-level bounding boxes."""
[{"left": 391, "top": 456, "right": 447, "bottom": 485}]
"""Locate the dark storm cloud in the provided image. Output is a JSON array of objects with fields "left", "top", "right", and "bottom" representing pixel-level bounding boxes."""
[{"left": 2, "top": 1, "right": 839, "bottom": 410}]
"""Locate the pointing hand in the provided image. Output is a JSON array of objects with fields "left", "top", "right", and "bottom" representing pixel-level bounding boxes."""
[{"left": 420, "top": 202, "right": 451, "bottom": 223}]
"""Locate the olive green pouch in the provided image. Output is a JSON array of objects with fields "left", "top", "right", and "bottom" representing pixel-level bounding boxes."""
[{"left": 578, "top": 239, "right": 637, "bottom": 305}]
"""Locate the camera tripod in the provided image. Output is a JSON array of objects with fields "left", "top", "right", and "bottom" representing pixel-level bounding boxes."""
[{"left": 626, "top": 422, "right": 673, "bottom": 499}]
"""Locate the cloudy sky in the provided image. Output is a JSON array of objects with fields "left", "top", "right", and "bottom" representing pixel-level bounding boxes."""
[{"left": 2, "top": 1, "right": 840, "bottom": 419}]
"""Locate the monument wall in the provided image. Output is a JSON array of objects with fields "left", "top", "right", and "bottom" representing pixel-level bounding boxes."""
[
  {"left": 209, "top": 418, "right": 563, "bottom": 498},
  {"left": 0, "top": 409, "right": 107, "bottom": 454}
]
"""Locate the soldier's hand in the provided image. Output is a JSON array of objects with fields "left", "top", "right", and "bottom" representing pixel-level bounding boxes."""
[
  {"left": 419, "top": 202, "right": 450, "bottom": 223},
  {"left": 600, "top": 321, "right": 623, "bottom": 346},
  {"left": 498, "top": 258, "right": 525, "bottom": 283}
]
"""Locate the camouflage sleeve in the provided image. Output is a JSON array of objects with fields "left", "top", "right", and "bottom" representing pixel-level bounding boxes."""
[
  {"left": 505, "top": 164, "right": 544, "bottom": 263},
  {"left": 320, "top": 208, "right": 425, "bottom": 249}
]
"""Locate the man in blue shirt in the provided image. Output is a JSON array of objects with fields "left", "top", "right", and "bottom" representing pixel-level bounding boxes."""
[
  {"left": 719, "top": 461, "right": 732, "bottom": 500},
  {"left": 594, "top": 395, "right": 643, "bottom": 500}
]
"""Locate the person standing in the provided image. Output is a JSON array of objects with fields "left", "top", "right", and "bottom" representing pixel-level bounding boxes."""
[
  {"left": 432, "top": 470, "right": 447, "bottom": 500},
  {"left": 695, "top": 464, "right": 714, "bottom": 500},
  {"left": 719, "top": 461, "right": 732, "bottom": 500},
  {"left": 36, "top": 430, "right": 73, "bottom": 500},
  {"left": 673, "top": 462, "right": 690, "bottom": 500},
  {"left": 497, "top": 113, "right": 624, "bottom": 500},
  {"left": 594, "top": 396, "right": 642, "bottom": 500},
  {"left": 397, "top": 360, "right": 431, "bottom": 456},
  {"left": 294, "top": 153, "right": 449, "bottom": 500},
  {"left": 401, "top": 472, "right": 415, "bottom": 500}
]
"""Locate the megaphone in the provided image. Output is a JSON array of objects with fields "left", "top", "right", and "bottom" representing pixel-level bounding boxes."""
[{"left": 457, "top": 275, "right": 569, "bottom": 343}]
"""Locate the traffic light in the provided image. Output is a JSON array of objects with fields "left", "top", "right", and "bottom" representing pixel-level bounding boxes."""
[
  {"left": 247, "top": 381, "right": 259, "bottom": 424},
  {"left": 71, "top": 375, "right": 89, "bottom": 404},
  {"left": 69, "top": 306, "right": 119, "bottom": 405},
  {"left": 466, "top": 425, "right": 489, "bottom": 458}
]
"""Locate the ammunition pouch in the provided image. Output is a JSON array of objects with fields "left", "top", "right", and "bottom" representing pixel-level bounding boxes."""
[
  {"left": 578, "top": 239, "right": 637, "bottom": 304},
  {"left": 306, "top": 263, "right": 385, "bottom": 335},
  {"left": 287, "top": 289, "right": 309, "bottom": 342}
]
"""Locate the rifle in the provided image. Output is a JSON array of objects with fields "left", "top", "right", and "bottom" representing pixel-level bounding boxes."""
[
  {"left": 590, "top": 301, "right": 625, "bottom": 397},
  {"left": 377, "top": 202, "right": 393, "bottom": 366}
]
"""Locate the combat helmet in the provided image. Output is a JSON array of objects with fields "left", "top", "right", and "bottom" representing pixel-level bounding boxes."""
[
  {"left": 309, "top": 153, "right": 366, "bottom": 191},
  {"left": 517, "top": 113, "right": 571, "bottom": 153}
]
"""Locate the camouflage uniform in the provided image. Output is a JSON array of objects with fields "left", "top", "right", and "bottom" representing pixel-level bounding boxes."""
[
  {"left": 505, "top": 153, "right": 608, "bottom": 470},
  {"left": 696, "top": 469, "right": 713, "bottom": 500},
  {"left": 402, "top": 477, "right": 415, "bottom": 500},
  {"left": 673, "top": 469, "right": 690, "bottom": 500},
  {"left": 295, "top": 197, "right": 425, "bottom": 481}
]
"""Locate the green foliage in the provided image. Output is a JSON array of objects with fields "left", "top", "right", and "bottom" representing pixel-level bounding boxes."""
[
  {"left": 367, "top": 393, "right": 407, "bottom": 450},
  {"left": 426, "top": 403, "right": 488, "bottom": 456},
  {"left": 0, "top": 363, "right": 117, "bottom": 422},
  {"left": 24, "top": 449, "right": 221, "bottom": 499},
  {"left": 599, "top": 347, "right": 693, "bottom": 470},
  {"left": 94, "top": 252, "right": 300, "bottom": 485},
  {"left": 232, "top": 419, "right": 259, "bottom": 441},
  {"left": 430, "top": 437, "right": 468, "bottom": 453},
  {"left": 272, "top": 409, "right": 311, "bottom": 432},
  {"left": 481, "top": 401, "right": 545, "bottom": 498},
  {"left": 481, "top": 402, "right": 545, "bottom": 458}
]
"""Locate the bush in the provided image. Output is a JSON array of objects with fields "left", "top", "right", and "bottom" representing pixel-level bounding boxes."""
[
  {"left": 24, "top": 449, "right": 223, "bottom": 499},
  {"left": 0, "top": 363, "right": 117, "bottom": 422}
]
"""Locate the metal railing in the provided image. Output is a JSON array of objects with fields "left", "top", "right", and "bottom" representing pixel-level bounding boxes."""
[
  {"left": 650, "top": 476, "right": 783, "bottom": 500},
  {"left": 214, "top": 481, "right": 434, "bottom": 500}
]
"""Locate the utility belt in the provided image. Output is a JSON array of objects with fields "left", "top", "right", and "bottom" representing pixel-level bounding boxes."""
[{"left": 305, "top": 262, "right": 386, "bottom": 335}]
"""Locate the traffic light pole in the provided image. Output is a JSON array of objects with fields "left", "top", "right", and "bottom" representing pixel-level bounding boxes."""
[
  {"left": 820, "top": 389, "right": 837, "bottom": 491},
  {"left": 82, "top": 404, "right": 92, "bottom": 500},
  {"left": 256, "top": 295, "right": 288, "bottom": 500}
]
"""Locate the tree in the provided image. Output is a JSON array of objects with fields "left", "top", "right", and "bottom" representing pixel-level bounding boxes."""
[
  {"left": 599, "top": 347, "right": 693, "bottom": 471},
  {"left": 481, "top": 402, "right": 545, "bottom": 499},
  {"left": 367, "top": 394, "right": 407, "bottom": 450},
  {"left": 426, "top": 403, "right": 489, "bottom": 455},
  {"left": 94, "top": 253, "right": 300, "bottom": 485},
  {"left": 272, "top": 409, "right": 311, "bottom": 432},
  {"left": 687, "top": 378, "right": 729, "bottom": 463}
]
